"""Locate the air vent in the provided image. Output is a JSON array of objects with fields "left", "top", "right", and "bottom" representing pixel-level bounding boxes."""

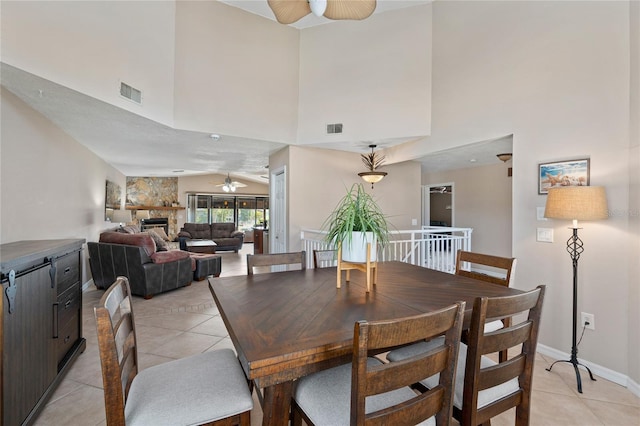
[
  {"left": 120, "top": 82, "right": 142, "bottom": 104},
  {"left": 326, "top": 123, "right": 343, "bottom": 134}
]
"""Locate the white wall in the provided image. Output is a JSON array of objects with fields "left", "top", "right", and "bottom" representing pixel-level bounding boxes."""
[
  {"left": 173, "top": 1, "right": 300, "bottom": 142},
  {"left": 1, "top": 1, "right": 177, "bottom": 126},
  {"left": 423, "top": 163, "right": 512, "bottom": 258},
  {"left": 298, "top": 5, "right": 432, "bottom": 145},
  {"left": 1, "top": 87, "right": 125, "bottom": 285}
]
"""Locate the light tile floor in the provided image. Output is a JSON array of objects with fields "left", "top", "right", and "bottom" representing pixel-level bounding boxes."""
[{"left": 34, "top": 245, "right": 639, "bottom": 425}]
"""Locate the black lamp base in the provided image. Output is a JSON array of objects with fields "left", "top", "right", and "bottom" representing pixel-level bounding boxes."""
[
  {"left": 546, "top": 352, "right": 596, "bottom": 393},
  {"left": 545, "top": 227, "right": 597, "bottom": 394}
]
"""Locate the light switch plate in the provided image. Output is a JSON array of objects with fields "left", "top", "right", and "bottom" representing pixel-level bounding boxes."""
[
  {"left": 537, "top": 207, "right": 547, "bottom": 221},
  {"left": 537, "top": 228, "right": 553, "bottom": 243}
]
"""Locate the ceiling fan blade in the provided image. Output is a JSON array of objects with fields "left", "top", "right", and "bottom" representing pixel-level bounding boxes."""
[
  {"left": 324, "top": 0, "right": 376, "bottom": 20},
  {"left": 268, "top": 0, "right": 311, "bottom": 24},
  {"left": 231, "top": 181, "right": 248, "bottom": 188}
]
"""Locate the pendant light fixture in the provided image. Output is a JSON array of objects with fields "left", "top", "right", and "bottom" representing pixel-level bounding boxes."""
[{"left": 358, "top": 144, "right": 387, "bottom": 188}]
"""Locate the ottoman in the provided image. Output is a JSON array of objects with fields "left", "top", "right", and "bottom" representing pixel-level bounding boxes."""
[{"left": 190, "top": 253, "right": 222, "bottom": 281}]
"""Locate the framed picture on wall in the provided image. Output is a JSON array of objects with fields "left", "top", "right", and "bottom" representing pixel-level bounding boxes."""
[{"left": 538, "top": 158, "right": 590, "bottom": 194}]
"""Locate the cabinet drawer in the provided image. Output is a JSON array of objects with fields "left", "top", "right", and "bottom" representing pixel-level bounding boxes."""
[
  {"left": 57, "top": 283, "right": 80, "bottom": 328},
  {"left": 56, "top": 312, "right": 79, "bottom": 365},
  {"left": 55, "top": 251, "right": 80, "bottom": 294}
]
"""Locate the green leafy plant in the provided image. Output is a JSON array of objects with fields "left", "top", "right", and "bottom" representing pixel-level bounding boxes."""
[{"left": 323, "top": 183, "right": 390, "bottom": 248}]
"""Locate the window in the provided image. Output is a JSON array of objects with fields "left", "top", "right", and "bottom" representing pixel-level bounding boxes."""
[{"left": 186, "top": 194, "right": 269, "bottom": 230}]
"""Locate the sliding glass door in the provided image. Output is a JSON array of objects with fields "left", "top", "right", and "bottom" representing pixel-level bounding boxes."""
[{"left": 186, "top": 194, "right": 269, "bottom": 231}]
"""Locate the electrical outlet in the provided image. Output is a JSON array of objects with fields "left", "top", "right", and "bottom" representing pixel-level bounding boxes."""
[{"left": 581, "top": 312, "right": 595, "bottom": 330}]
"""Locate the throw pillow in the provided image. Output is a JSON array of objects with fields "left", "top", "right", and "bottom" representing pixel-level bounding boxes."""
[
  {"left": 121, "top": 224, "right": 141, "bottom": 234},
  {"left": 149, "top": 227, "right": 170, "bottom": 241},
  {"left": 145, "top": 231, "right": 169, "bottom": 251}
]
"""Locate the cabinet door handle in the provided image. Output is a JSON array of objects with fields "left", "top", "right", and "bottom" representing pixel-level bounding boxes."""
[
  {"left": 64, "top": 267, "right": 71, "bottom": 274},
  {"left": 65, "top": 300, "right": 72, "bottom": 308},
  {"left": 53, "top": 303, "right": 59, "bottom": 338}
]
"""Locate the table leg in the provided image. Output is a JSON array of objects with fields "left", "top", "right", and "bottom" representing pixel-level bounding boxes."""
[{"left": 261, "top": 382, "right": 293, "bottom": 426}]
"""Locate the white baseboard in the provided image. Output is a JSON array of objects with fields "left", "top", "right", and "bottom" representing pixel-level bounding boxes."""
[
  {"left": 537, "top": 343, "right": 640, "bottom": 398},
  {"left": 82, "top": 279, "right": 95, "bottom": 292}
]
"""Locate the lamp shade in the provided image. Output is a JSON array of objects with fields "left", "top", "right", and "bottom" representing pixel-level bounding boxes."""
[
  {"left": 544, "top": 186, "right": 608, "bottom": 221},
  {"left": 112, "top": 209, "right": 132, "bottom": 224},
  {"left": 358, "top": 171, "right": 387, "bottom": 184},
  {"left": 136, "top": 210, "right": 151, "bottom": 220}
]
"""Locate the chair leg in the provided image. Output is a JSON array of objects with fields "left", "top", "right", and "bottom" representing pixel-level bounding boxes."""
[
  {"left": 291, "top": 401, "right": 304, "bottom": 426},
  {"left": 204, "top": 410, "right": 251, "bottom": 426},
  {"left": 239, "top": 410, "right": 251, "bottom": 426}
]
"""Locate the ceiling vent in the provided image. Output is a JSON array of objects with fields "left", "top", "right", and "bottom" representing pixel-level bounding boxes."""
[
  {"left": 326, "top": 123, "right": 343, "bottom": 134},
  {"left": 120, "top": 82, "right": 142, "bottom": 104}
]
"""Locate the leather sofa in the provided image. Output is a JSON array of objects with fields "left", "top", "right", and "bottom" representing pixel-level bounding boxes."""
[
  {"left": 177, "top": 223, "right": 245, "bottom": 253},
  {"left": 88, "top": 231, "right": 193, "bottom": 299}
]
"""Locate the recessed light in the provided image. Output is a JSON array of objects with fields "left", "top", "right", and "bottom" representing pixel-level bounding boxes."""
[
  {"left": 469, "top": 158, "right": 477, "bottom": 163},
  {"left": 210, "top": 134, "right": 220, "bottom": 141}
]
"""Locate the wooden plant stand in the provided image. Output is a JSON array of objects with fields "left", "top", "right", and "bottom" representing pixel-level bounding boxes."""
[{"left": 336, "top": 242, "right": 378, "bottom": 292}]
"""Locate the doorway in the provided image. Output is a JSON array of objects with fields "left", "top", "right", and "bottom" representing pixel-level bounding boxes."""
[
  {"left": 422, "top": 183, "right": 454, "bottom": 227},
  {"left": 270, "top": 166, "right": 287, "bottom": 254}
]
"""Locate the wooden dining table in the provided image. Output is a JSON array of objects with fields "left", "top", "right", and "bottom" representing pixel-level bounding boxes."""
[{"left": 208, "top": 261, "right": 523, "bottom": 426}]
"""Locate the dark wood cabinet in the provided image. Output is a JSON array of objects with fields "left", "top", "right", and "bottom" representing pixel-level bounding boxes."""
[{"left": 0, "top": 239, "right": 86, "bottom": 426}]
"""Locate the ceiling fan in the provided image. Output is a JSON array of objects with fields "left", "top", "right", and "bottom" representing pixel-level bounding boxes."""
[
  {"left": 215, "top": 174, "right": 247, "bottom": 193},
  {"left": 430, "top": 186, "right": 452, "bottom": 194},
  {"left": 267, "top": 0, "right": 376, "bottom": 25}
]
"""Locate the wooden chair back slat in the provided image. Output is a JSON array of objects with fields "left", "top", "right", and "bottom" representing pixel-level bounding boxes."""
[
  {"left": 478, "top": 355, "right": 526, "bottom": 391},
  {"left": 481, "top": 322, "right": 532, "bottom": 355},
  {"left": 247, "top": 251, "right": 306, "bottom": 275},
  {"left": 455, "top": 250, "right": 516, "bottom": 288},
  {"left": 313, "top": 249, "right": 337, "bottom": 269},
  {"left": 351, "top": 302, "right": 466, "bottom": 426},
  {"left": 366, "top": 347, "right": 449, "bottom": 396}
]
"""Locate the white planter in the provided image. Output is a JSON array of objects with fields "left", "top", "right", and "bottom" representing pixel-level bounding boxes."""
[{"left": 341, "top": 232, "right": 377, "bottom": 263}]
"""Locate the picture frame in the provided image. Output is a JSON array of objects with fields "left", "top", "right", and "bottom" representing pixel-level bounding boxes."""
[
  {"left": 538, "top": 158, "right": 590, "bottom": 195},
  {"left": 105, "top": 180, "right": 122, "bottom": 220}
]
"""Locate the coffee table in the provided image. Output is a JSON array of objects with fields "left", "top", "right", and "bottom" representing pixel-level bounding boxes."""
[{"left": 185, "top": 239, "right": 217, "bottom": 254}]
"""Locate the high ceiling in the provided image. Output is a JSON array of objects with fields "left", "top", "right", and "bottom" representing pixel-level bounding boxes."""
[{"left": 1, "top": 1, "right": 512, "bottom": 181}]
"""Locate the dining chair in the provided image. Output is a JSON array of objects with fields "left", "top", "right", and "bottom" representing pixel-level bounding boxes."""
[
  {"left": 387, "top": 286, "right": 546, "bottom": 426},
  {"left": 246, "top": 250, "right": 306, "bottom": 275},
  {"left": 313, "top": 249, "right": 337, "bottom": 268},
  {"left": 292, "top": 301, "right": 466, "bottom": 426},
  {"left": 94, "top": 276, "right": 253, "bottom": 426},
  {"left": 455, "top": 250, "right": 517, "bottom": 362}
]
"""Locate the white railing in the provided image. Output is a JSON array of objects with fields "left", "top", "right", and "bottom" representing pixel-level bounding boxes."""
[{"left": 300, "top": 226, "right": 473, "bottom": 274}]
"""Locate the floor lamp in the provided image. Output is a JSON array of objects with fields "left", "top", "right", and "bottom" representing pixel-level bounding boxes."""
[{"left": 543, "top": 186, "right": 608, "bottom": 393}]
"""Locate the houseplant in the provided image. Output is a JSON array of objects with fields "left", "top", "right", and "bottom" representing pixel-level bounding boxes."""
[{"left": 323, "top": 183, "right": 390, "bottom": 262}]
